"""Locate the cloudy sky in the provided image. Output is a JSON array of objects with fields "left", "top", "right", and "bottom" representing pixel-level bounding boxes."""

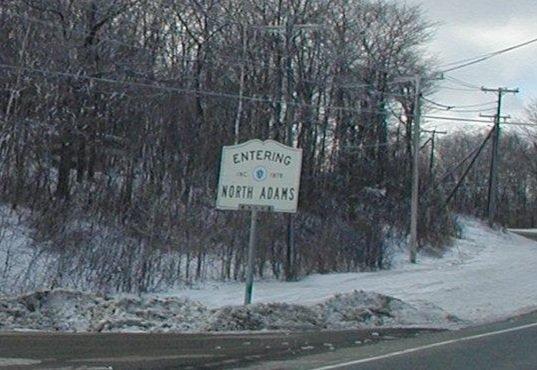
[{"left": 406, "top": 0, "right": 537, "bottom": 131}]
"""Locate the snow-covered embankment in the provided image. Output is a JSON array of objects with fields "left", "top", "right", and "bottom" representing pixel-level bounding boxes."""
[{"left": 1, "top": 217, "right": 537, "bottom": 333}]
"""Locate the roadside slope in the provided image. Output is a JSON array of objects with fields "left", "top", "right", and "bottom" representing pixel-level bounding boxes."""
[
  {"left": 2, "top": 216, "right": 537, "bottom": 332},
  {"left": 171, "top": 218, "right": 537, "bottom": 324}
]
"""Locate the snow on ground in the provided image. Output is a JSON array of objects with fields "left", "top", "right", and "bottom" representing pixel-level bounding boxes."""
[
  {"left": 165, "top": 217, "right": 537, "bottom": 325},
  {"left": 0, "top": 289, "right": 459, "bottom": 333},
  {"left": 0, "top": 290, "right": 210, "bottom": 333},
  {"left": 0, "top": 205, "right": 51, "bottom": 295},
  {"left": 1, "top": 215, "right": 536, "bottom": 333}
]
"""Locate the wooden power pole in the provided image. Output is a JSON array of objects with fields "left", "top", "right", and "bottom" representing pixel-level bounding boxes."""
[
  {"left": 422, "top": 129, "right": 447, "bottom": 180},
  {"left": 410, "top": 75, "right": 421, "bottom": 263},
  {"left": 481, "top": 86, "right": 519, "bottom": 226}
]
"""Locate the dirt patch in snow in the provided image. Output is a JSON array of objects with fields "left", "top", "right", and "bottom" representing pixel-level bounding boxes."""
[{"left": 205, "top": 303, "right": 324, "bottom": 331}]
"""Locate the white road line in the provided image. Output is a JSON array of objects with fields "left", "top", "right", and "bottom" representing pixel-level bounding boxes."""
[
  {"left": 310, "top": 321, "right": 537, "bottom": 370},
  {"left": 67, "top": 354, "right": 215, "bottom": 363},
  {"left": 0, "top": 358, "right": 42, "bottom": 367}
]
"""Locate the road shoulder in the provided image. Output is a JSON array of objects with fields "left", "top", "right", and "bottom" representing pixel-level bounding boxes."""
[{"left": 244, "top": 310, "right": 537, "bottom": 370}]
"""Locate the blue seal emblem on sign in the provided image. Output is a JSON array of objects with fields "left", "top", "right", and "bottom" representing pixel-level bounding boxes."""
[{"left": 253, "top": 166, "right": 267, "bottom": 182}]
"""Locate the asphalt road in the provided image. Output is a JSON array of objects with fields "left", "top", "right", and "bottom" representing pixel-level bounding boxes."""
[
  {"left": 3, "top": 312, "right": 537, "bottom": 370},
  {"left": 510, "top": 229, "right": 537, "bottom": 241},
  {"left": 2, "top": 315, "right": 537, "bottom": 370},
  {"left": 0, "top": 327, "right": 430, "bottom": 369},
  {"left": 252, "top": 311, "right": 537, "bottom": 370}
]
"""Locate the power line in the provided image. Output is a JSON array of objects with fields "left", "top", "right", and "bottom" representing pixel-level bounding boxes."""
[
  {"left": 422, "top": 96, "right": 496, "bottom": 110},
  {"left": 3, "top": 61, "right": 535, "bottom": 128},
  {"left": 446, "top": 101, "right": 497, "bottom": 109},
  {"left": 444, "top": 75, "right": 482, "bottom": 90},
  {"left": 430, "top": 107, "right": 496, "bottom": 114},
  {"left": 0, "top": 62, "right": 409, "bottom": 117},
  {"left": 423, "top": 105, "right": 496, "bottom": 113},
  {"left": 440, "top": 35, "right": 537, "bottom": 73},
  {"left": 444, "top": 127, "right": 495, "bottom": 205},
  {"left": 438, "top": 139, "right": 486, "bottom": 184},
  {"left": 435, "top": 85, "right": 482, "bottom": 92},
  {"left": 4, "top": 61, "right": 535, "bottom": 129},
  {"left": 422, "top": 115, "right": 534, "bottom": 127}
]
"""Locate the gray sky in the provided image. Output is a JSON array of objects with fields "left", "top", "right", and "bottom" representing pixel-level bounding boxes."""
[{"left": 406, "top": 0, "right": 537, "bottom": 131}]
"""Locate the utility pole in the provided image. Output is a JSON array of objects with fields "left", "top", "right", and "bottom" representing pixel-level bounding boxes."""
[
  {"left": 393, "top": 74, "right": 425, "bottom": 264},
  {"left": 422, "top": 129, "right": 447, "bottom": 180},
  {"left": 481, "top": 87, "right": 519, "bottom": 226},
  {"left": 393, "top": 72, "right": 443, "bottom": 263},
  {"left": 283, "top": 20, "right": 296, "bottom": 282},
  {"left": 409, "top": 75, "right": 421, "bottom": 264}
]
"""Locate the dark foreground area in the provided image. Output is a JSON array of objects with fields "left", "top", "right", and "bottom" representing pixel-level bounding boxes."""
[
  {"left": 253, "top": 310, "right": 537, "bottom": 370},
  {"left": 0, "top": 327, "right": 430, "bottom": 369},
  {"left": 510, "top": 229, "right": 537, "bottom": 241},
  {"left": 3, "top": 311, "right": 537, "bottom": 369}
]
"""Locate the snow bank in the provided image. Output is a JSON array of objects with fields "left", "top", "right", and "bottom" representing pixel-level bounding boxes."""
[
  {"left": 0, "top": 289, "right": 459, "bottom": 333},
  {"left": 168, "top": 217, "right": 537, "bottom": 324},
  {"left": 204, "top": 291, "right": 461, "bottom": 332},
  {"left": 0, "top": 290, "right": 210, "bottom": 333},
  {"left": 319, "top": 291, "right": 461, "bottom": 329}
]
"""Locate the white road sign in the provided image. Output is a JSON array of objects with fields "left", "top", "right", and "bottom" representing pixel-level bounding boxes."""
[{"left": 216, "top": 139, "right": 302, "bottom": 213}]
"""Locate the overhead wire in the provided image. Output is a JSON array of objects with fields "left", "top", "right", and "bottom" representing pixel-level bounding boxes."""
[
  {"left": 444, "top": 75, "right": 482, "bottom": 90},
  {"left": 440, "top": 35, "right": 537, "bottom": 73},
  {"left": 426, "top": 107, "right": 496, "bottom": 114},
  {"left": 438, "top": 139, "right": 487, "bottom": 182},
  {"left": 435, "top": 85, "right": 481, "bottom": 92},
  {"left": 422, "top": 115, "right": 535, "bottom": 127},
  {"left": 4, "top": 61, "right": 536, "bottom": 129},
  {"left": 444, "top": 127, "right": 495, "bottom": 205},
  {"left": 422, "top": 96, "right": 496, "bottom": 110},
  {"left": 418, "top": 126, "right": 493, "bottom": 204},
  {"left": 6, "top": 10, "right": 537, "bottom": 129},
  {"left": 0, "top": 62, "right": 412, "bottom": 117}
]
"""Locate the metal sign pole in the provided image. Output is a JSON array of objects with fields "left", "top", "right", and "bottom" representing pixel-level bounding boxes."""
[{"left": 244, "top": 207, "right": 258, "bottom": 305}]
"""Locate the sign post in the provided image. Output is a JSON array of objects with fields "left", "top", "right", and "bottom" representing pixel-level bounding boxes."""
[
  {"left": 216, "top": 139, "right": 302, "bottom": 305},
  {"left": 244, "top": 207, "right": 257, "bottom": 305}
]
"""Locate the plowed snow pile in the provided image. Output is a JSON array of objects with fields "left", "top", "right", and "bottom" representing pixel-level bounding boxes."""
[{"left": 0, "top": 289, "right": 460, "bottom": 333}]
